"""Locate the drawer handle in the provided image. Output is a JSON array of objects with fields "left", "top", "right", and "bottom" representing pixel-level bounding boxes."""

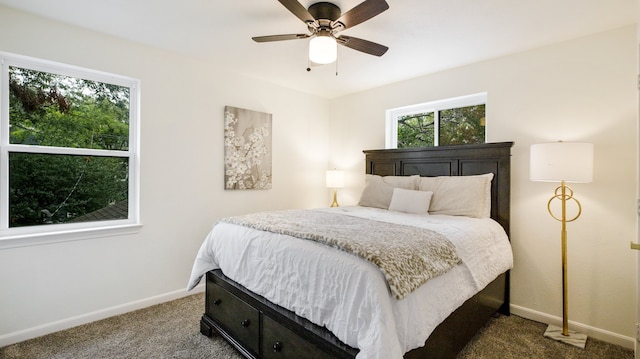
[
  {"left": 212, "top": 299, "right": 221, "bottom": 306},
  {"left": 273, "top": 341, "right": 282, "bottom": 352},
  {"left": 241, "top": 319, "right": 251, "bottom": 328}
]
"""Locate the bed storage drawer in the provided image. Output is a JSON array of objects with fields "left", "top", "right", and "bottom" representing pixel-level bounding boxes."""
[
  {"left": 203, "top": 270, "right": 359, "bottom": 359},
  {"left": 206, "top": 278, "right": 260, "bottom": 354},
  {"left": 262, "top": 315, "right": 329, "bottom": 359}
]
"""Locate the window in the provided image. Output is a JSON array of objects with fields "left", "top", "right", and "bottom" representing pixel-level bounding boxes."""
[
  {"left": 386, "top": 93, "right": 486, "bottom": 148},
  {"left": 0, "top": 52, "right": 140, "bottom": 246}
]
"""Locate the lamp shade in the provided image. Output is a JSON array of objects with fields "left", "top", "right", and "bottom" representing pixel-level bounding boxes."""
[
  {"left": 309, "top": 35, "right": 337, "bottom": 64},
  {"left": 530, "top": 142, "right": 593, "bottom": 183},
  {"left": 326, "top": 170, "right": 344, "bottom": 188}
]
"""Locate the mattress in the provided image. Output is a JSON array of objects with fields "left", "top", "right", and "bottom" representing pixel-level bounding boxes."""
[{"left": 188, "top": 206, "right": 513, "bottom": 359}]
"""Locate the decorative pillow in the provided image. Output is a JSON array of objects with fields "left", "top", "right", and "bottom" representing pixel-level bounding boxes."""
[
  {"left": 358, "top": 175, "right": 420, "bottom": 209},
  {"left": 388, "top": 188, "right": 433, "bottom": 215},
  {"left": 418, "top": 173, "right": 493, "bottom": 218}
]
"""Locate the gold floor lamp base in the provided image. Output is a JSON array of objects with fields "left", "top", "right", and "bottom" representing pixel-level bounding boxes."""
[
  {"left": 543, "top": 324, "right": 587, "bottom": 349},
  {"left": 543, "top": 182, "right": 587, "bottom": 349}
]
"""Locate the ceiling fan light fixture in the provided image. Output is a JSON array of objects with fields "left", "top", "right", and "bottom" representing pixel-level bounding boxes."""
[{"left": 309, "top": 34, "right": 337, "bottom": 64}]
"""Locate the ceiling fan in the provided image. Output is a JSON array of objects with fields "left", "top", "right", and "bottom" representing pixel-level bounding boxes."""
[{"left": 252, "top": 0, "right": 389, "bottom": 65}]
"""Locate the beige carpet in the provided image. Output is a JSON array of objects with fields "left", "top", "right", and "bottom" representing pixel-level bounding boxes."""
[{"left": 0, "top": 293, "right": 633, "bottom": 359}]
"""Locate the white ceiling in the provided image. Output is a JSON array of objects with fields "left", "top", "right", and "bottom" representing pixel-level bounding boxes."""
[{"left": 0, "top": 0, "right": 636, "bottom": 98}]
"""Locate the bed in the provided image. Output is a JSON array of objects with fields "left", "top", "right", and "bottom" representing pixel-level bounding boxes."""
[{"left": 188, "top": 141, "right": 513, "bottom": 359}]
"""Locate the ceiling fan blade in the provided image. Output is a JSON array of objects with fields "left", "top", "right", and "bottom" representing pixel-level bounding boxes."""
[
  {"left": 278, "top": 0, "right": 315, "bottom": 23},
  {"left": 338, "top": 36, "right": 388, "bottom": 56},
  {"left": 335, "top": 0, "right": 389, "bottom": 29},
  {"left": 252, "top": 34, "right": 310, "bottom": 42}
]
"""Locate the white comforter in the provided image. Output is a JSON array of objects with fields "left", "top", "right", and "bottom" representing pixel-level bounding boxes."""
[{"left": 188, "top": 206, "right": 513, "bottom": 359}]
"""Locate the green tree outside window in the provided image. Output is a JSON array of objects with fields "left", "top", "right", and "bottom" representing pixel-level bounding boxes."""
[
  {"left": 397, "top": 104, "right": 485, "bottom": 148},
  {"left": 7, "top": 66, "right": 131, "bottom": 227}
]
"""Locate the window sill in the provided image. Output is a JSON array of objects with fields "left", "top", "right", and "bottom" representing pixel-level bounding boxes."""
[{"left": 0, "top": 223, "right": 143, "bottom": 250}]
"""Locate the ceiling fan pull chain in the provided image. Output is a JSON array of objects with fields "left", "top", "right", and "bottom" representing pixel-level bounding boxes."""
[{"left": 307, "top": 48, "right": 312, "bottom": 72}]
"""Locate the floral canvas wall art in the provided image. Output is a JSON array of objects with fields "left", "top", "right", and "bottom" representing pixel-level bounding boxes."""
[{"left": 224, "top": 106, "right": 272, "bottom": 190}]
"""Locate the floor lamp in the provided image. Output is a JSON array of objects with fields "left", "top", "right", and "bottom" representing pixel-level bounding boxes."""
[
  {"left": 530, "top": 141, "right": 593, "bottom": 349},
  {"left": 326, "top": 170, "right": 344, "bottom": 207}
]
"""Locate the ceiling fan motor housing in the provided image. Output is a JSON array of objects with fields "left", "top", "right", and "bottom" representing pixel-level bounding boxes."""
[{"left": 308, "top": 2, "right": 341, "bottom": 21}]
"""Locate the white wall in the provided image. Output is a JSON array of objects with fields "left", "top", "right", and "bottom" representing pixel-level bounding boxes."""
[
  {"left": 329, "top": 25, "right": 638, "bottom": 347},
  {"left": 0, "top": 6, "right": 330, "bottom": 345}
]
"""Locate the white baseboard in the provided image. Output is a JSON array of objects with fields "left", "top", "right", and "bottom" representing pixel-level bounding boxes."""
[
  {"left": 2, "top": 292, "right": 633, "bottom": 351},
  {"left": 0, "top": 284, "right": 205, "bottom": 348},
  {"left": 510, "top": 304, "right": 635, "bottom": 350}
]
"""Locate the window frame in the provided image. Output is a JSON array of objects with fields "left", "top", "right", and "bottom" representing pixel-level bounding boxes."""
[
  {"left": 0, "top": 52, "right": 141, "bottom": 248},
  {"left": 385, "top": 93, "right": 487, "bottom": 149}
]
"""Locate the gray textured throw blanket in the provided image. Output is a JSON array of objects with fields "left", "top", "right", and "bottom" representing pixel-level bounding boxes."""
[{"left": 220, "top": 209, "right": 462, "bottom": 300}]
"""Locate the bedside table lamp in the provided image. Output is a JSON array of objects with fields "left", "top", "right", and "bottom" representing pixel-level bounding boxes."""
[
  {"left": 530, "top": 141, "right": 593, "bottom": 349},
  {"left": 326, "top": 170, "right": 344, "bottom": 207}
]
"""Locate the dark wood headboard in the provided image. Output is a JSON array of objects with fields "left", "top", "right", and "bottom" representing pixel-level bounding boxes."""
[{"left": 363, "top": 142, "right": 513, "bottom": 235}]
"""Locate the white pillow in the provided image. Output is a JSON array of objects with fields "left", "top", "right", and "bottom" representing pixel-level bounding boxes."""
[
  {"left": 388, "top": 188, "right": 432, "bottom": 215},
  {"left": 418, "top": 173, "right": 493, "bottom": 218},
  {"left": 358, "top": 175, "right": 419, "bottom": 209}
]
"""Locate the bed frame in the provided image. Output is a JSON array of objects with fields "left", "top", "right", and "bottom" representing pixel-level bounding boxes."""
[{"left": 200, "top": 141, "right": 513, "bottom": 359}]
